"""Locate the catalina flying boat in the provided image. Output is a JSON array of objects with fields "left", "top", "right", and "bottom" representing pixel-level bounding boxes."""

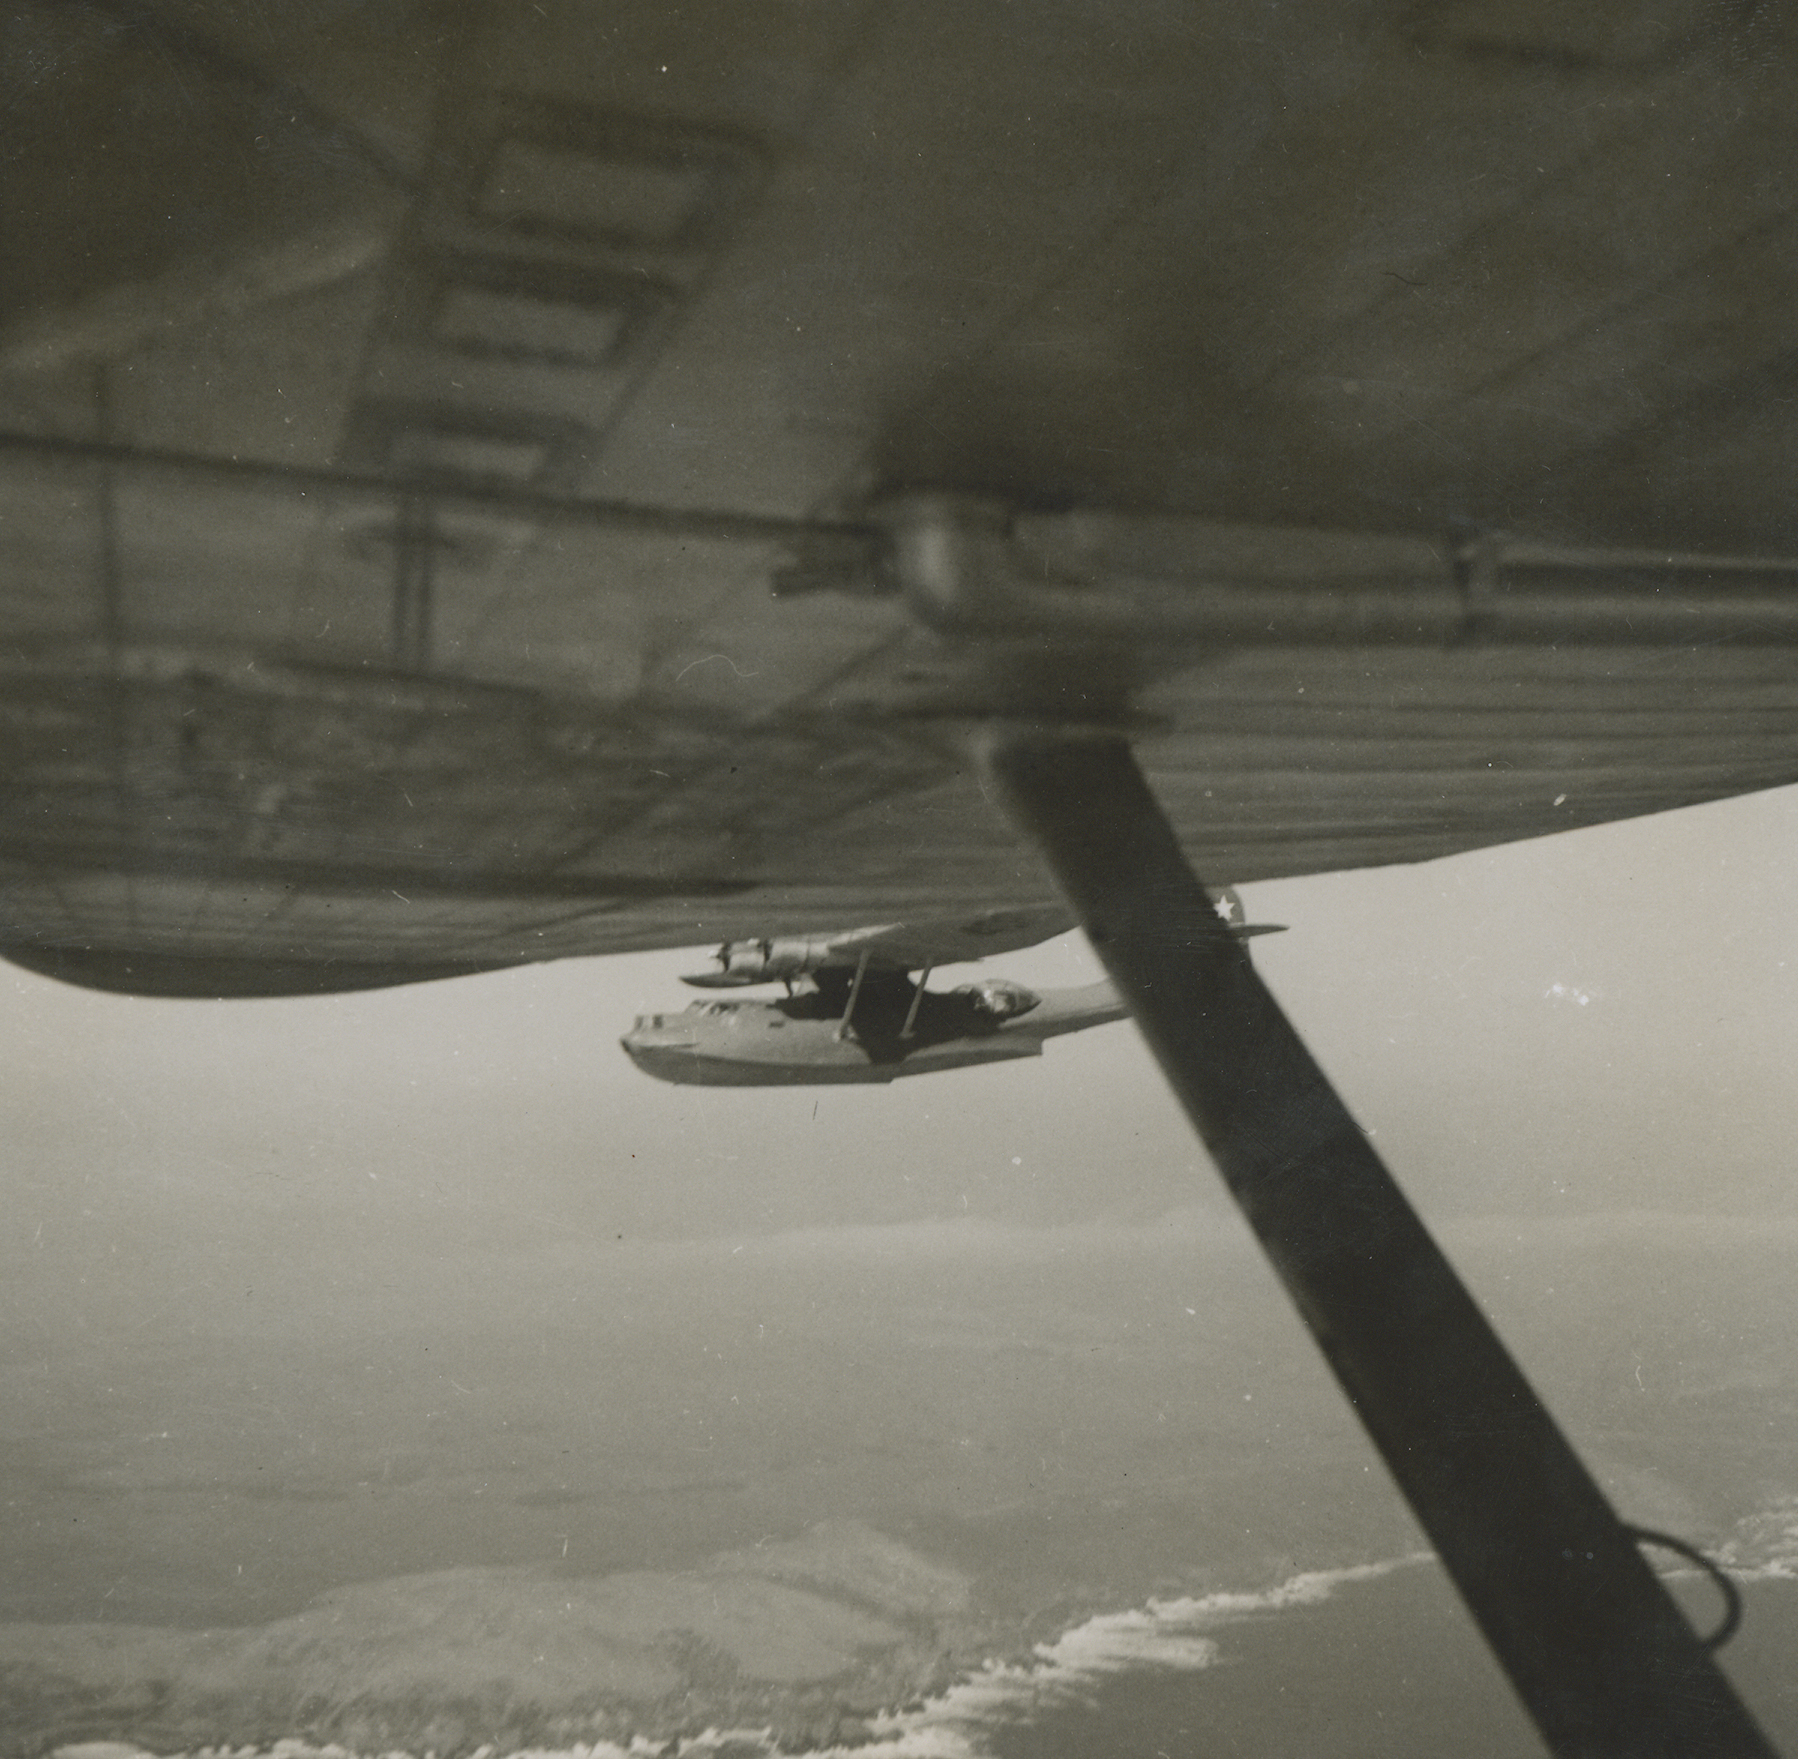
[
  {"left": 622, "top": 971, "right": 1125, "bottom": 1087},
  {"left": 621, "top": 895, "right": 1276, "bottom": 1085}
]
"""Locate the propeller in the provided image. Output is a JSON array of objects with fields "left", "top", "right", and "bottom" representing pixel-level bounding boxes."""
[{"left": 682, "top": 940, "right": 761, "bottom": 987}]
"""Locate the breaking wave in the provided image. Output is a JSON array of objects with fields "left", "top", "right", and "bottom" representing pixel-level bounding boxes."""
[
  {"left": 836, "top": 1555, "right": 1430, "bottom": 1759},
  {"left": 1712, "top": 1493, "right": 1798, "bottom": 1582}
]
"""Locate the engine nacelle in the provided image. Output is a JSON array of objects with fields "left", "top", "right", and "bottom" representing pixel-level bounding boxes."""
[{"left": 682, "top": 936, "right": 843, "bottom": 987}]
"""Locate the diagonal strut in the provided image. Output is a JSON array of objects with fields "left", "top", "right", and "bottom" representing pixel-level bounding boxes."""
[{"left": 979, "top": 726, "right": 1776, "bottom": 1759}]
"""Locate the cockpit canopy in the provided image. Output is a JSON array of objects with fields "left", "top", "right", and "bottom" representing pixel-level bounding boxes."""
[
  {"left": 631, "top": 1002, "right": 741, "bottom": 1028},
  {"left": 955, "top": 978, "right": 1040, "bottom": 1020}
]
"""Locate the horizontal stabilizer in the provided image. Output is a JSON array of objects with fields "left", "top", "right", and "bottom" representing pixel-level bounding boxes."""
[{"left": 1207, "top": 885, "right": 1284, "bottom": 940}]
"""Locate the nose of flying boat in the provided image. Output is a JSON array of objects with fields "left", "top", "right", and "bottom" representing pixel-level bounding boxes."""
[{"left": 620, "top": 1014, "right": 700, "bottom": 1082}]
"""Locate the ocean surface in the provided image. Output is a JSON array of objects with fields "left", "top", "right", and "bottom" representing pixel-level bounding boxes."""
[
  {"left": 51, "top": 1554, "right": 1798, "bottom": 1759},
  {"left": 900, "top": 1560, "right": 1798, "bottom": 1759},
  {"left": 981, "top": 1566, "right": 1798, "bottom": 1759}
]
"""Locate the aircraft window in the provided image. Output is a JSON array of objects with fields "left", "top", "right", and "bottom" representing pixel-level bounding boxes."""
[{"left": 960, "top": 979, "right": 1041, "bottom": 1020}]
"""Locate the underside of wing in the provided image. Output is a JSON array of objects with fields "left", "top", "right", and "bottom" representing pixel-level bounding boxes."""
[
  {"left": 814, "top": 904, "right": 1078, "bottom": 974},
  {"left": 679, "top": 902, "right": 1075, "bottom": 988},
  {"left": 5, "top": 3, "right": 1798, "bottom": 995}
]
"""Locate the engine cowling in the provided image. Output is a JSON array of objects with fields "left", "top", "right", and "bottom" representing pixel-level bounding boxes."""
[{"left": 682, "top": 936, "right": 843, "bottom": 987}]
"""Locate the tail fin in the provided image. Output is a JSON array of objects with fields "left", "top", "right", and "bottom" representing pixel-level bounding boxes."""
[{"left": 1206, "top": 885, "right": 1286, "bottom": 939}]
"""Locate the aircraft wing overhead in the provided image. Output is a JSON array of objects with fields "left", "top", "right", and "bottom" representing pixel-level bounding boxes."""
[
  {"left": 6, "top": 2, "right": 1798, "bottom": 992},
  {"left": 816, "top": 905, "right": 1080, "bottom": 974}
]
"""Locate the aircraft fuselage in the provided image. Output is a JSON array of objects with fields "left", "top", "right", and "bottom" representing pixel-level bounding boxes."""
[{"left": 621, "top": 979, "right": 1123, "bottom": 1086}]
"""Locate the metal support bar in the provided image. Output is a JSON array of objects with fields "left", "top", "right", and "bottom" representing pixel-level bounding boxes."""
[
  {"left": 882, "top": 493, "right": 1798, "bottom": 647},
  {"left": 0, "top": 428, "right": 872, "bottom": 548},
  {"left": 979, "top": 727, "right": 1776, "bottom": 1759},
  {"left": 835, "top": 950, "right": 870, "bottom": 1041},
  {"left": 900, "top": 965, "right": 932, "bottom": 1038}
]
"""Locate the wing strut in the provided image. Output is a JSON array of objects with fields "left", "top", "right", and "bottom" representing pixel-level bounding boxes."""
[
  {"left": 834, "top": 949, "right": 871, "bottom": 1041},
  {"left": 900, "top": 966, "right": 932, "bottom": 1038},
  {"left": 979, "top": 727, "right": 1776, "bottom": 1759}
]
